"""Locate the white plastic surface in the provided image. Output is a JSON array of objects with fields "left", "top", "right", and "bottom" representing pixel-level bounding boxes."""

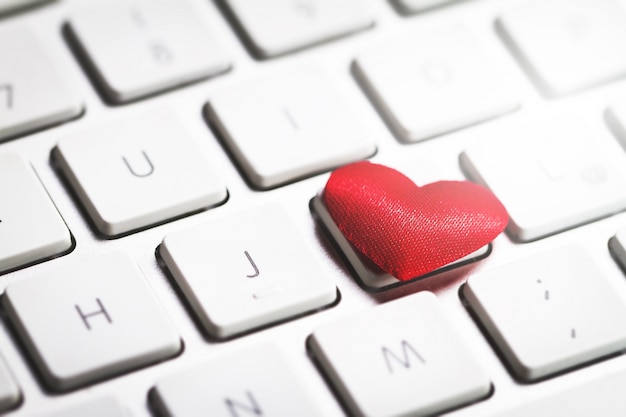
[
  {"left": 498, "top": 0, "right": 626, "bottom": 97},
  {"left": 152, "top": 344, "right": 322, "bottom": 416},
  {"left": 0, "top": 153, "right": 72, "bottom": 273},
  {"left": 309, "top": 291, "right": 491, "bottom": 417},
  {"left": 223, "top": 0, "right": 374, "bottom": 57},
  {"left": 460, "top": 115, "right": 626, "bottom": 241},
  {"left": 0, "top": 26, "right": 82, "bottom": 141},
  {"left": 207, "top": 69, "right": 376, "bottom": 189},
  {"left": 464, "top": 245, "right": 626, "bottom": 381},
  {"left": 3, "top": 252, "right": 182, "bottom": 391},
  {"left": 67, "top": 0, "right": 230, "bottom": 102},
  {"left": 160, "top": 204, "right": 337, "bottom": 339},
  {"left": 354, "top": 24, "right": 519, "bottom": 142},
  {"left": 53, "top": 110, "right": 227, "bottom": 237}
]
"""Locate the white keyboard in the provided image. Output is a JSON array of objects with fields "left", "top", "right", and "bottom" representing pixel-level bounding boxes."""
[{"left": 5, "top": 0, "right": 626, "bottom": 415}]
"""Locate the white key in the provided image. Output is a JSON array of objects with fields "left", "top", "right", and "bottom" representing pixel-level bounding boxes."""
[
  {"left": 0, "top": 0, "right": 51, "bottom": 16},
  {"left": 0, "top": 153, "right": 72, "bottom": 274},
  {"left": 206, "top": 69, "right": 376, "bottom": 189},
  {"left": 310, "top": 159, "right": 490, "bottom": 291},
  {"left": 68, "top": 0, "right": 230, "bottom": 103},
  {"left": 463, "top": 245, "right": 626, "bottom": 382},
  {"left": 354, "top": 25, "right": 518, "bottom": 142},
  {"left": 222, "top": 0, "right": 373, "bottom": 58},
  {"left": 53, "top": 110, "right": 227, "bottom": 237},
  {"left": 3, "top": 251, "right": 181, "bottom": 391},
  {"left": 489, "top": 370, "right": 626, "bottom": 417},
  {"left": 498, "top": 0, "right": 626, "bottom": 97},
  {"left": 160, "top": 204, "right": 337, "bottom": 339},
  {"left": 42, "top": 398, "right": 126, "bottom": 417},
  {"left": 309, "top": 291, "right": 491, "bottom": 417},
  {"left": 393, "top": 0, "right": 458, "bottom": 14},
  {"left": 460, "top": 115, "right": 626, "bottom": 242},
  {"left": 0, "top": 354, "right": 20, "bottom": 412},
  {"left": 0, "top": 26, "right": 83, "bottom": 141},
  {"left": 152, "top": 344, "right": 322, "bottom": 416}
]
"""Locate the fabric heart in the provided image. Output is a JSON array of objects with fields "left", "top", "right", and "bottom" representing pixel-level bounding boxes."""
[{"left": 323, "top": 161, "right": 508, "bottom": 281}]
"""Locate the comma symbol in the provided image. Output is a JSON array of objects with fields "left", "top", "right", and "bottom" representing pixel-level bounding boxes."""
[{"left": 537, "top": 279, "right": 549, "bottom": 300}]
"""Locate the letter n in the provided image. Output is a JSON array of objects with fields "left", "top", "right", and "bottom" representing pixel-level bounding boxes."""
[{"left": 224, "top": 390, "right": 263, "bottom": 417}]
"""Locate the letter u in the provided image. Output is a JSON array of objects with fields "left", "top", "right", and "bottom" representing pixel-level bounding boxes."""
[{"left": 122, "top": 150, "right": 155, "bottom": 178}]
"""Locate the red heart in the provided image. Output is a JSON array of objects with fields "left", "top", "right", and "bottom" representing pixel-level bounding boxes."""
[{"left": 323, "top": 161, "right": 508, "bottom": 281}]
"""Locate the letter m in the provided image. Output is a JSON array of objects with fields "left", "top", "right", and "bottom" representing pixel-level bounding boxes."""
[{"left": 382, "top": 340, "right": 426, "bottom": 374}]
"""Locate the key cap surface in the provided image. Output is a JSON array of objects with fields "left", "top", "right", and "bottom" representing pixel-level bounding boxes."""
[
  {"left": 54, "top": 109, "right": 227, "bottom": 237},
  {"left": 0, "top": 26, "right": 83, "bottom": 141},
  {"left": 0, "top": 153, "right": 72, "bottom": 274},
  {"left": 207, "top": 69, "right": 376, "bottom": 189},
  {"left": 3, "top": 251, "right": 181, "bottom": 391},
  {"left": 68, "top": 0, "right": 230, "bottom": 103},
  {"left": 460, "top": 115, "right": 626, "bottom": 241},
  {"left": 464, "top": 245, "right": 626, "bottom": 381},
  {"left": 160, "top": 204, "right": 337, "bottom": 339},
  {"left": 354, "top": 24, "right": 518, "bottom": 142},
  {"left": 309, "top": 291, "right": 491, "bottom": 417},
  {"left": 152, "top": 344, "right": 322, "bottom": 416},
  {"left": 488, "top": 370, "right": 626, "bottom": 417},
  {"left": 42, "top": 397, "right": 127, "bottom": 417},
  {"left": 223, "top": 0, "right": 373, "bottom": 58},
  {"left": 498, "top": 0, "right": 626, "bottom": 97}
]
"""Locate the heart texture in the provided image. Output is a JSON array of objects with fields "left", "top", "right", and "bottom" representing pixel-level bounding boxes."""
[{"left": 323, "top": 161, "right": 509, "bottom": 281}]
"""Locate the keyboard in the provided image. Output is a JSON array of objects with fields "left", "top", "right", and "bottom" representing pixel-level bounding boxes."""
[{"left": 4, "top": 0, "right": 626, "bottom": 415}]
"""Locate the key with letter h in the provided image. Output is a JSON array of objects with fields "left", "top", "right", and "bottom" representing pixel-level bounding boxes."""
[{"left": 3, "top": 252, "right": 181, "bottom": 391}]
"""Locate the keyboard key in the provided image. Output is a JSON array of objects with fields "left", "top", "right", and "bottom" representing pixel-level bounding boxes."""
[
  {"left": 354, "top": 24, "right": 518, "bottom": 142},
  {"left": 489, "top": 370, "right": 626, "bottom": 417},
  {"left": 42, "top": 398, "right": 126, "bottom": 417},
  {"left": 498, "top": 0, "right": 626, "bottom": 97},
  {"left": 53, "top": 110, "right": 227, "bottom": 237},
  {"left": 393, "top": 0, "right": 458, "bottom": 14},
  {"left": 67, "top": 0, "right": 230, "bottom": 103},
  {"left": 3, "top": 251, "right": 181, "bottom": 391},
  {"left": 0, "top": 26, "right": 83, "bottom": 141},
  {"left": 460, "top": 115, "right": 626, "bottom": 241},
  {"left": 463, "top": 245, "right": 626, "bottom": 382},
  {"left": 309, "top": 291, "right": 491, "bottom": 416},
  {"left": 0, "top": 153, "right": 72, "bottom": 274},
  {"left": 152, "top": 344, "right": 322, "bottom": 416},
  {"left": 160, "top": 204, "right": 337, "bottom": 339},
  {"left": 222, "top": 0, "right": 373, "bottom": 58},
  {"left": 0, "top": 354, "right": 20, "bottom": 412},
  {"left": 310, "top": 159, "right": 490, "bottom": 291},
  {"left": 206, "top": 69, "right": 376, "bottom": 189}
]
